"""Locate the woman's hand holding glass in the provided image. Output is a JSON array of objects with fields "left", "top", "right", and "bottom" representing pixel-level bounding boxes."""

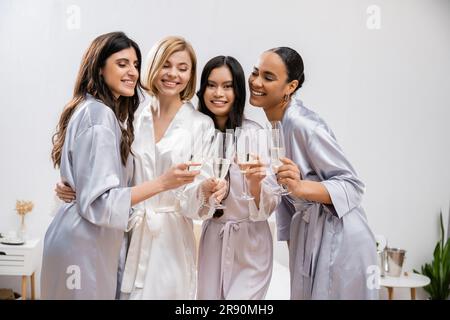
[
  {"left": 200, "top": 177, "right": 228, "bottom": 206},
  {"left": 158, "top": 163, "right": 200, "bottom": 192},
  {"left": 276, "top": 157, "right": 303, "bottom": 197},
  {"left": 244, "top": 155, "right": 267, "bottom": 192},
  {"left": 204, "top": 130, "right": 234, "bottom": 209},
  {"left": 54, "top": 162, "right": 201, "bottom": 203},
  {"left": 240, "top": 128, "right": 270, "bottom": 201}
]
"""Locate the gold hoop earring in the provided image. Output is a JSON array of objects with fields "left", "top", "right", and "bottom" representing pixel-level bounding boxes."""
[{"left": 284, "top": 94, "right": 290, "bottom": 102}]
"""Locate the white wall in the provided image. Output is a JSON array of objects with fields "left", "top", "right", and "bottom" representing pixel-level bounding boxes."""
[{"left": 1, "top": 0, "right": 449, "bottom": 299}]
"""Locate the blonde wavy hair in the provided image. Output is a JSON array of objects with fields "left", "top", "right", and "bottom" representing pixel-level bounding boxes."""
[{"left": 142, "top": 36, "right": 197, "bottom": 104}]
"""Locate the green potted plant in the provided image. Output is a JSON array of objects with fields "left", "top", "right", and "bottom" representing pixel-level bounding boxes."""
[{"left": 414, "top": 210, "right": 450, "bottom": 300}]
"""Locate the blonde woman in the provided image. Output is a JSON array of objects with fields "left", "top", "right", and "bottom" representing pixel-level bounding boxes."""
[{"left": 120, "top": 36, "right": 227, "bottom": 299}]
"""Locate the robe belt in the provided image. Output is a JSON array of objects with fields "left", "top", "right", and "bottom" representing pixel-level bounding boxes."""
[
  {"left": 211, "top": 218, "right": 249, "bottom": 297},
  {"left": 290, "top": 202, "right": 322, "bottom": 278},
  {"left": 120, "top": 206, "right": 177, "bottom": 293}
]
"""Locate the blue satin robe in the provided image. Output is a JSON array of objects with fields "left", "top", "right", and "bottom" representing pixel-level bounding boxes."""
[
  {"left": 41, "top": 95, "right": 133, "bottom": 299},
  {"left": 276, "top": 94, "right": 378, "bottom": 299}
]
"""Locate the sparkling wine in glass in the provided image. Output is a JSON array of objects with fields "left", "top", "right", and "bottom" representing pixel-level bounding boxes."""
[
  {"left": 235, "top": 127, "right": 259, "bottom": 201},
  {"left": 171, "top": 131, "right": 191, "bottom": 200},
  {"left": 270, "top": 121, "right": 290, "bottom": 196},
  {"left": 209, "top": 130, "right": 234, "bottom": 209}
]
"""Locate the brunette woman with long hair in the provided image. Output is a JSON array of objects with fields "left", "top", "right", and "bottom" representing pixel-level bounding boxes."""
[{"left": 42, "top": 32, "right": 199, "bottom": 299}]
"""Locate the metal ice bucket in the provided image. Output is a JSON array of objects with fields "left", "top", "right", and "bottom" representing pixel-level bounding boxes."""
[
  {"left": 385, "top": 248, "right": 406, "bottom": 277},
  {"left": 378, "top": 250, "right": 387, "bottom": 277}
]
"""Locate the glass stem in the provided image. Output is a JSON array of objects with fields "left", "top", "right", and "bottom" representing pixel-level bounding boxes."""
[{"left": 242, "top": 172, "right": 248, "bottom": 196}]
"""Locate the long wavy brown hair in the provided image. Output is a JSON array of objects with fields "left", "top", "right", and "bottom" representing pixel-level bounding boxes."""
[{"left": 51, "top": 32, "right": 143, "bottom": 168}]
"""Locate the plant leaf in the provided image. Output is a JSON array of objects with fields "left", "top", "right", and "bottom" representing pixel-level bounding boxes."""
[{"left": 417, "top": 210, "right": 450, "bottom": 299}]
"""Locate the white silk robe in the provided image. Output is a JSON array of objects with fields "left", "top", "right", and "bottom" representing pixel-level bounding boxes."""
[{"left": 119, "top": 100, "right": 215, "bottom": 300}]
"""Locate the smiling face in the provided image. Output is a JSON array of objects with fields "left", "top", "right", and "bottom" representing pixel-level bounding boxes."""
[
  {"left": 155, "top": 49, "right": 192, "bottom": 98},
  {"left": 248, "top": 51, "right": 292, "bottom": 110},
  {"left": 203, "top": 66, "right": 235, "bottom": 118},
  {"left": 101, "top": 47, "right": 139, "bottom": 98}
]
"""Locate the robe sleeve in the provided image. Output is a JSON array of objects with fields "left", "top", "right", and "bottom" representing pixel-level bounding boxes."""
[
  {"left": 248, "top": 167, "right": 281, "bottom": 222},
  {"left": 275, "top": 199, "right": 295, "bottom": 241},
  {"left": 185, "top": 180, "right": 216, "bottom": 220},
  {"left": 306, "top": 125, "right": 365, "bottom": 219},
  {"left": 72, "top": 124, "right": 131, "bottom": 230},
  {"left": 180, "top": 164, "right": 216, "bottom": 220}
]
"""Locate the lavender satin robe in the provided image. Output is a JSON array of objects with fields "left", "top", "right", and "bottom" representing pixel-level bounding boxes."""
[
  {"left": 197, "top": 119, "right": 280, "bottom": 300},
  {"left": 41, "top": 95, "right": 133, "bottom": 299},
  {"left": 276, "top": 95, "right": 378, "bottom": 300}
]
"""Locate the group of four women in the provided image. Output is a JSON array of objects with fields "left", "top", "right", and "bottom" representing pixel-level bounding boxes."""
[{"left": 41, "top": 32, "right": 378, "bottom": 300}]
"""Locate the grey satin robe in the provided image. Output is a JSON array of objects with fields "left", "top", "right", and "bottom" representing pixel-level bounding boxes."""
[
  {"left": 276, "top": 95, "right": 378, "bottom": 300},
  {"left": 196, "top": 119, "right": 280, "bottom": 300},
  {"left": 41, "top": 95, "right": 133, "bottom": 299}
]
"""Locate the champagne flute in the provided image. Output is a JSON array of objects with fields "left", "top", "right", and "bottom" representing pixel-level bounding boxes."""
[
  {"left": 209, "top": 130, "right": 233, "bottom": 209},
  {"left": 270, "top": 121, "right": 290, "bottom": 196},
  {"left": 187, "top": 121, "right": 214, "bottom": 173},
  {"left": 235, "top": 127, "right": 258, "bottom": 201},
  {"left": 171, "top": 129, "right": 194, "bottom": 201}
]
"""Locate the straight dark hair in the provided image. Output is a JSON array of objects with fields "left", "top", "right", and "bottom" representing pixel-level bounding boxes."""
[
  {"left": 197, "top": 55, "right": 246, "bottom": 131},
  {"left": 197, "top": 56, "right": 246, "bottom": 217},
  {"left": 51, "top": 31, "right": 143, "bottom": 167},
  {"left": 268, "top": 46, "right": 305, "bottom": 93}
]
